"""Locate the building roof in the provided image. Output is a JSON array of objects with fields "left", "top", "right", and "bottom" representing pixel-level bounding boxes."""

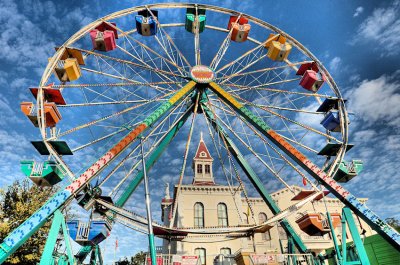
[{"left": 194, "top": 132, "right": 213, "bottom": 160}]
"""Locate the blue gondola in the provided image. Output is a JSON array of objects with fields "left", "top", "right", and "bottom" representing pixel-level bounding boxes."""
[
  {"left": 67, "top": 217, "right": 112, "bottom": 246},
  {"left": 135, "top": 10, "right": 158, "bottom": 36},
  {"left": 321, "top": 111, "right": 340, "bottom": 132}
]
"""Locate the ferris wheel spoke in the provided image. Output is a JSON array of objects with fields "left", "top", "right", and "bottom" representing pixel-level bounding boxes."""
[
  {"left": 87, "top": 52, "right": 175, "bottom": 95},
  {"left": 233, "top": 95, "right": 342, "bottom": 143},
  {"left": 232, "top": 89, "right": 336, "bottom": 145},
  {"left": 76, "top": 46, "right": 184, "bottom": 83},
  {"left": 153, "top": 34, "right": 189, "bottom": 77},
  {"left": 194, "top": 6, "right": 202, "bottom": 65},
  {"left": 117, "top": 40, "right": 183, "bottom": 84},
  {"left": 203, "top": 101, "right": 279, "bottom": 222},
  {"left": 204, "top": 102, "right": 295, "bottom": 192},
  {"left": 215, "top": 61, "right": 308, "bottom": 81},
  {"left": 169, "top": 92, "right": 201, "bottom": 228},
  {"left": 208, "top": 97, "right": 318, "bottom": 190},
  {"left": 50, "top": 92, "right": 173, "bottom": 140},
  {"left": 215, "top": 34, "right": 278, "bottom": 77},
  {"left": 242, "top": 102, "right": 322, "bottom": 115},
  {"left": 145, "top": 7, "right": 192, "bottom": 72},
  {"left": 100, "top": 20, "right": 187, "bottom": 77},
  {"left": 201, "top": 104, "right": 242, "bottom": 190},
  {"left": 210, "top": 15, "right": 243, "bottom": 70},
  {"left": 221, "top": 83, "right": 334, "bottom": 99},
  {"left": 200, "top": 101, "right": 256, "bottom": 223},
  {"left": 81, "top": 67, "right": 173, "bottom": 96},
  {"left": 219, "top": 53, "right": 268, "bottom": 85},
  {"left": 116, "top": 44, "right": 183, "bottom": 87},
  {"left": 123, "top": 36, "right": 186, "bottom": 77},
  {"left": 238, "top": 64, "right": 292, "bottom": 91},
  {"left": 71, "top": 128, "right": 127, "bottom": 152},
  {"left": 103, "top": 99, "right": 193, "bottom": 197},
  {"left": 58, "top": 100, "right": 157, "bottom": 108},
  {"left": 52, "top": 81, "right": 181, "bottom": 90},
  {"left": 77, "top": 85, "right": 117, "bottom": 103},
  {"left": 83, "top": 83, "right": 148, "bottom": 105},
  {"left": 222, "top": 78, "right": 301, "bottom": 94}
]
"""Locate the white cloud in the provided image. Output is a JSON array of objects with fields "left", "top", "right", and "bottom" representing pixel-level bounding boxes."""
[
  {"left": 329, "top": 56, "right": 341, "bottom": 72},
  {"left": 346, "top": 72, "right": 400, "bottom": 128},
  {"left": 0, "top": 0, "right": 94, "bottom": 68},
  {"left": 353, "top": 6, "right": 364, "bottom": 17},
  {"left": 354, "top": 1, "right": 400, "bottom": 56}
]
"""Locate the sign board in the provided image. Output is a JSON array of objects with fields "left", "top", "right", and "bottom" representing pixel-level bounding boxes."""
[
  {"left": 182, "top": 255, "right": 199, "bottom": 265},
  {"left": 250, "top": 254, "right": 277, "bottom": 265},
  {"left": 190, "top": 65, "right": 215, "bottom": 83}
]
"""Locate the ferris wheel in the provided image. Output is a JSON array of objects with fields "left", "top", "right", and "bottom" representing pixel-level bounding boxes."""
[{"left": 2, "top": 3, "right": 400, "bottom": 264}]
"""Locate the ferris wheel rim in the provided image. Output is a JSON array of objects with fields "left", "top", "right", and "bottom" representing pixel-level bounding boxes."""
[{"left": 35, "top": 3, "right": 348, "bottom": 197}]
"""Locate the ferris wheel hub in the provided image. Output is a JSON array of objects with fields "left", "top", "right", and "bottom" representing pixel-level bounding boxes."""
[{"left": 190, "top": 65, "right": 215, "bottom": 84}]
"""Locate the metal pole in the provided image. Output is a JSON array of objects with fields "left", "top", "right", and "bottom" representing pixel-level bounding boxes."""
[{"left": 141, "top": 137, "right": 157, "bottom": 265}]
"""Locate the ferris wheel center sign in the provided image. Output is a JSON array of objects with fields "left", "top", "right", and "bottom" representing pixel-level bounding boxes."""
[{"left": 190, "top": 65, "right": 215, "bottom": 83}]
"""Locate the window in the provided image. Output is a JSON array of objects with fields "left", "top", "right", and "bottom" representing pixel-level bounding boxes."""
[
  {"left": 197, "top": 164, "right": 203, "bottom": 173},
  {"left": 200, "top": 151, "right": 206, "bottom": 157},
  {"left": 194, "top": 203, "right": 204, "bottom": 228},
  {"left": 278, "top": 222, "right": 288, "bottom": 240},
  {"left": 258, "top": 213, "right": 271, "bottom": 241},
  {"left": 242, "top": 212, "right": 249, "bottom": 224},
  {"left": 217, "top": 203, "right": 228, "bottom": 227},
  {"left": 243, "top": 213, "right": 251, "bottom": 240},
  {"left": 205, "top": 164, "right": 210, "bottom": 174},
  {"left": 195, "top": 248, "right": 206, "bottom": 265},
  {"left": 220, "top": 248, "right": 231, "bottom": 256}
]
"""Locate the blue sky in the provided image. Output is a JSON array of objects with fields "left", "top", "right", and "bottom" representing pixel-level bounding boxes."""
[{"left": 0, "top": 0, "right": 399, "bottom": 263}]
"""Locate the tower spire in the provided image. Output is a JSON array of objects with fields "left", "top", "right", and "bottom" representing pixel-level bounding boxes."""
[{"left": 192, "top": 135, "right": 214, "bottom": 185}]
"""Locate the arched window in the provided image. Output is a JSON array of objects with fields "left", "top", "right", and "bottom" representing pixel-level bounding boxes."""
[
  {"left": 243, "top": 212, "right": 251, "bottom": 240},
  {"left": 217, "top": 203, "right": 228, "bottom": 227},
  {"left": 220, "top": 247, "right": 231, "bottom": 256},
  {"left": 205, "top": 164, "right": 210, "bottom": 174},
  {"left": 278, "top": 221, "right": 288, "bottom": 240},
  {"left": 258, "top": 212, "right": 271, "bottom": 241},
  {"left": 242, "top": 212, "right": 249, "bottom": 224},
  {"left": 194, "top": 202, "right": 204, "bottom": 228},
  {"left": 195, "top": 248, "right": 206, "bottom": 265},
  {"left": 197, "top": 164, "right": 203, "bottom": 173}
]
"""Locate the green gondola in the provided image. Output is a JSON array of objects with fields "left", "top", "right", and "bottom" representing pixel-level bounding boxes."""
[
  {"left": 185, "top": 8, "right": 206, "bottom": 33},
  {"left": 333, "top": 160, "right": 363, "bottom": 182},
  {"left": 20, "top": 160, "right": 66, "bottom": 187}
]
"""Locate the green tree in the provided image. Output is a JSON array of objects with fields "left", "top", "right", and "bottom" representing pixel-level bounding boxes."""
[
  {"left": 0, "top": 179, "right": 58, "bottom": 264},
  {"left": 130, "top": 251, "right": 146, "bottom": 265},
  {"left": 116, "top": 257, "right": 131, "bottom": 265},
  {"left": 386, "top": 217, "right": 400, "bottom": 233}
]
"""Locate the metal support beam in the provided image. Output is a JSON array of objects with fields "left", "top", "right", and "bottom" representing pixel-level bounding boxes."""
[
  {"left": 76, "top": 101, "right": 194, "bottom": 261},
  {"left": 116, "top": 107, "right": 193, "bottom": 207},
  {"left": 89, "top": 245, "right": 103, "bottom": 265},
  {"left": 202, "top": 103, "right": 309, "bottom": 253},
  {"left": 141, "top": 137, "right": 157, "bottom": 265},
  {"left": 343, "top": 207, "right": 370, "bottom": 265},
  {"left": 40, "top": 210, "right": 74, "bottom": 265},
  {"left": 0, "top": 81, "right": 196, "bottom": 264},
  {"left": 208, "top": 82, "right": 400, "bottom": 251}
]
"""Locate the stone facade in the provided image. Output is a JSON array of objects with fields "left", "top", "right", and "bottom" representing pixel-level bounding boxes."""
[{"left": 160, "top": 139, "right": 375, "bottom": 265}]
